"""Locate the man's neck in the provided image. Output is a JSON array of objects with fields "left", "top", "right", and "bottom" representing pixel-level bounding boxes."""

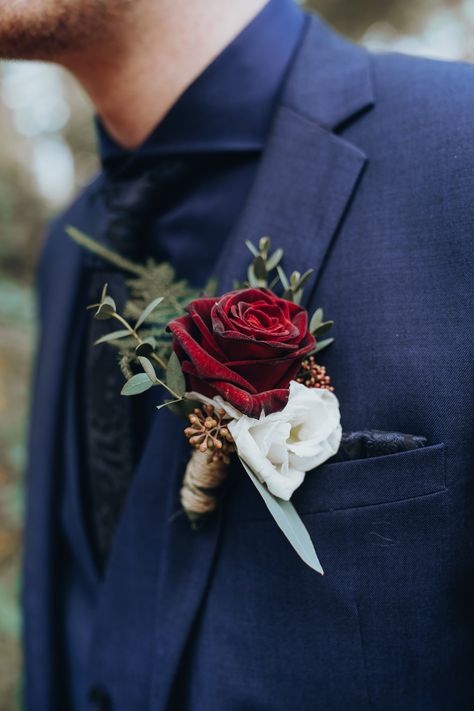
[{"left": 62, "top": 0, "right": 269, "bottom": 150}]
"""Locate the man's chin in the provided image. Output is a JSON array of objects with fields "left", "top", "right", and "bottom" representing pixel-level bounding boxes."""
[
  {"left": 0, "top": 1, "right": 116, "bottom": 62},
  {"left": 0, "top": 34, "right": 74, "bottom": 63}
]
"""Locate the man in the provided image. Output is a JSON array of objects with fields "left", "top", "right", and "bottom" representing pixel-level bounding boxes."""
[{"left": 1, "top": 0, "right": 473, "bottom": 708}]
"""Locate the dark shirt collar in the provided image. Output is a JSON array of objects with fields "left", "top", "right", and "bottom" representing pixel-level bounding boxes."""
[{"left": 96, "top": 0, "right": 306, "bottom": 171}]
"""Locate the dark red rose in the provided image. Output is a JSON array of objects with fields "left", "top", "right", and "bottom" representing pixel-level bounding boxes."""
[{"left": 168, "top": 288, "right": 315, "bottom": 417}]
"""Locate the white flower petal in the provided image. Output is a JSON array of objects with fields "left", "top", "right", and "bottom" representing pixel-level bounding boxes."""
[
  {"left": 229, "top": 380, "right": 342, "bottom": 500},
  {"left": 289, "top": 424, "right": 342, "bottom": 471},
  {"left": 264, "top": 466, "right": 305, "bottom": 501}
]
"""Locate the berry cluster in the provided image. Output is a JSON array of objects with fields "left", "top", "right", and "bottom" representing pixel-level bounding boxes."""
[
  {"left": 184, "top": 404, "right": 235, "bottom": 463},
  {"left": 296, "top": 356, "right": 334, "bottom": 391}
]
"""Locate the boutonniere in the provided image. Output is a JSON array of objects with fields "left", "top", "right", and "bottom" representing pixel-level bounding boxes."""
[{"left": 68, "top": 229, "right": 341, "bottom": 573}]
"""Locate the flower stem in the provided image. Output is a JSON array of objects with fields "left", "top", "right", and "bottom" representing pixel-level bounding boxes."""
[
  {"left": 67, "top": 226, "right": 145, "bottom": 276},
  {"left": 110, "top": 312, "right": 181, "bottom": 400}
]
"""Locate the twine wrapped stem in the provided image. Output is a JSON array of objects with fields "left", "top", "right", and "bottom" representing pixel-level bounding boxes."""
[
  {"left": 180, "top": 450, "right": 229, "bottom": 528},
  {"left": 181, "top": 403, "right": 235, "bottom": 527}
]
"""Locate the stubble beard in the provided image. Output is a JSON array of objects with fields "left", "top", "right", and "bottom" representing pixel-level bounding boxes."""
[{"left": 0, "top": 0, "right": 133, "bottom": 62}]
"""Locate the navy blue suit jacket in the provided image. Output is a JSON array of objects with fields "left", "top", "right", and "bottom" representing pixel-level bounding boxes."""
[{"left": 23, "top": 15, "right": 474, "bottom": 711}]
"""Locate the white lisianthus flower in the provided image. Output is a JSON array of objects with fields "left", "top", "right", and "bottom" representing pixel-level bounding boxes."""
[{"left": 227, "top": 381, "right": 342, "bottom": 500}]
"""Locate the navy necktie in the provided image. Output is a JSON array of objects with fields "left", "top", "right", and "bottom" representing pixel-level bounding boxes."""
[{"left": 81, "top": 159, "right": 191, "bottom": 570}]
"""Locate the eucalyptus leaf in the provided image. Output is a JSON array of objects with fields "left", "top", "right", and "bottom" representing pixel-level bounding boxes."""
[
  {"left": 247, "top": 264, "right": 259, "bottom": 288},
  {"left": 253, "top": 255, "right": 267, "bottom": 281},
  {"left": 138, "top": 356, "right": 158, "bottom": 383},
  {"left": 277, "top": 265, "right": 289, "bottom": 290},
  {"left": 292, "top": 290, "right": 302, "bottom": 305},
  {"left": 121, "top": 372, "right": 154, "bottom": 396},
  {"left": 309, "top": 308, "right": 324, "bottom": 333},
  {"left": 245, "top": 240, "right": 259, "bottom": 257},
  {"left": 94, "top": 329, "right": 130, "bottom": 345},
  {"left": 94, "top": 295, "right": 116, "bottom": 320},
  {"left": 313, "top": 320, "right": 334, "bottom": 337},
  {"left": 294, "top": 269, "right": 314, "bottom": 291},
  {"left": 259, "top": 236, "right": 271, "bottom": 255},
  {"left": 100, "top": 283, "right": 108, "bottom": 302},
  {"left": 268, "top": 274, "right": 280, "bottom": 291},
  {"left": 290, "top": 270, "right": 301, "bottom": 286},
  {"left": 240, "top": 458, "right": 324, "bottom": 574},
  {"left": 265, "top": 247, "right": 284, "bottom": 271},
  {"left": 314, "top": 337, "right": 334, "bottom": 353},
  {"left": 166, "top": 351, "right": 186, "bottom": 396},
  {"left": 135, "top": 296, "right": 164, "bottom": 329},
  {"left": 135, "top": 336, "right": 157, "bottom": 357}
]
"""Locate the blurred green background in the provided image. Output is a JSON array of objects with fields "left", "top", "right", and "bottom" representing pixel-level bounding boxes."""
[{"left": 0, "top": 0, "right": 472, "bottom": 708}]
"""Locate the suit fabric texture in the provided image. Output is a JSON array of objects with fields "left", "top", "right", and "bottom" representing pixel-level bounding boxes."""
[{"left": 23, "top": 11, "right": 474, "bottom": 711}]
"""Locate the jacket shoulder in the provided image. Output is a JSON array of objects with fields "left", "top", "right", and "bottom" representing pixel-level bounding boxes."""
[
  {"left": 368, "top": 50, "right": 474, "bottom": 123},
  {"left": 37, "top": 173, "right": 102, "bottom": 267},
  {"left": 35, "top": 172, "right": 104, "bottom": 309}
]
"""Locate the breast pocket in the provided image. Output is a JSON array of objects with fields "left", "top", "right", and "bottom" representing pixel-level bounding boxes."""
[{"left": 291, "top": 441, "right": 446, "bottom": 515}]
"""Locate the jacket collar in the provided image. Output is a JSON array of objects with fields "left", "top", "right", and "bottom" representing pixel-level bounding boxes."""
[
  {"left": 96, "top": 0, "right": 306, "bottom": 172},
  {"left": 282, "top": 15, "right": 374, "bottom": 130}
]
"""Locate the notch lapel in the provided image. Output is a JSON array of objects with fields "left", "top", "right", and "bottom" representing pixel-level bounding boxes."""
[
  {"left": 148, "top": 15, "right": 375, "bottom": 708},
  {"left": 217, "top": 106, "right": 368, "bottom": 296},
  {"left": 217, "top": 15, "right": 374, "bottom": 297}
]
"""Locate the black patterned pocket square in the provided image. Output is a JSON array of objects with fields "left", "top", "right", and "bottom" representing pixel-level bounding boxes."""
[{"left": 330, "top": 430, "right": 428, "bottom": 463}]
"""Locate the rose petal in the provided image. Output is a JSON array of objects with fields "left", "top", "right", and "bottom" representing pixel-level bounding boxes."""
[{"left": 169, "top": 318, "right": 256, "bottom": 392}]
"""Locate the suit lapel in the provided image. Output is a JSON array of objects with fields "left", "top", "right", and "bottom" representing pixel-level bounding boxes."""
[
  {"left": 217, "top": 15, "right": 373, "bottom": 297},
  {"left": 147, "top": 15, "right": 374, "bottom": 707},
  {"left": 217, "top": 106, "right": 368, "bottom": 296}
]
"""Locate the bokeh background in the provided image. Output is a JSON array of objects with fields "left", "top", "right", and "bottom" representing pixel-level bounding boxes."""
[{"left": 0, "top": 0, "right": 472, "bottom": 707}]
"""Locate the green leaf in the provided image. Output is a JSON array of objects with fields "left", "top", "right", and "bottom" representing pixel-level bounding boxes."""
[
  {"left": 94, "top": 295, "right": 116, "bottom": 320},
  {"left": 259, "top": 236, "right": 271, "bottom": 256},
  {"left": 290, "top": 270, "right": 301, "bottom": 286},
  {"left": 204, "top": 276, "right": 218, "bottom": 297},
  {"left": 138, "top": 356, "right": 158, "bottom": 383},
  {"left": 277, "top": 266, "right": 289, "bottom": 290},
  {"left": 245, "top": 240, "right": 259, "bottom": 257},
  {"left": 135, "top": 336, "right": 157, "bottom": 356},
  {"left": 166, "top": 351, "right": 186, "bottom": 396},
  {"left": 66, "top": 226, "right": 145, "bottom": 276},
  {"left": 253, "top": 255, "right": 267, "bottom": 281},
  {"left": 121, "top": 373, "right": 154, "bottom": 396},
  {"left": 267, "top": 274, "right": 280, "bottom": 291},
  {"left": 135, "top": 296, "right": 165, "bottom": 329},
  {"left": 314, "top": 337, "right": 334, "bottom": 353},
  {"left": 313, "top": 320, "right": 334, "bottom": 337},
  {"left": 294, "top": 268, "right": 314, "bottom": 292},
  {"left": 247, "top": 263, "right": 259, "bottom": 288},
  {"left": 282, "top": 287, "right": 294, "bottom": 302},
  {"left": 292, "top": 290, "right": 302, "bottom": 305},
  {"left": 240, "top": 458, "right": 324, "bottom": 574},
  {"left": 309, "top": 308, "right": 324, "bottom": 333},
  {"left": 100, "top": 282, "right": 108, "bottom": 302},
  {"left": 265, "top": 247, "right": 284, "bottom": 271},
  {"left": 94, "top": 329, "right": 131, "bottom": 345}
]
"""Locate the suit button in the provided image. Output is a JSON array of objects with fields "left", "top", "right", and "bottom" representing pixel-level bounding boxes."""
[{"left": 88, "top": 685, "right": 112, "bottom": 710}]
